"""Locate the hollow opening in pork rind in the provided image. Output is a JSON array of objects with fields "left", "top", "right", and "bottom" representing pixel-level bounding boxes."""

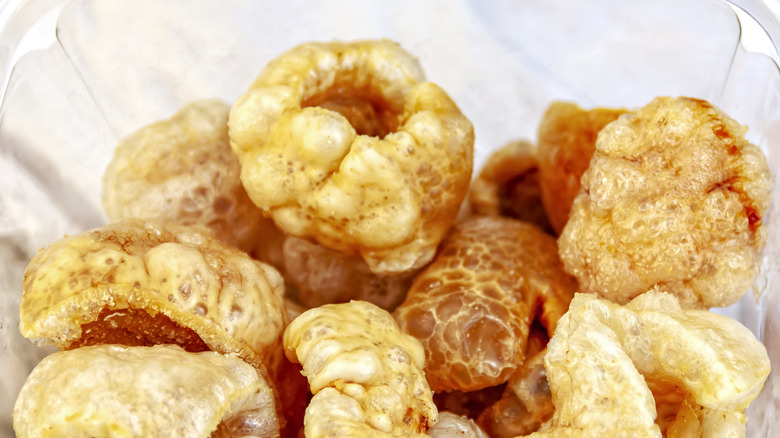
[
  {"left": 301, "top": 82, "right": 400, "bottom": 137},
  {"left": 69, "top": 307, "right": 210, "bottom": 352}
]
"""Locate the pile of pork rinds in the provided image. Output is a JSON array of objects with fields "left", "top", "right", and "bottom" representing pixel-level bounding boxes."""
[{"left": 12, "top": 39, "right": 774, "bottom": 438}]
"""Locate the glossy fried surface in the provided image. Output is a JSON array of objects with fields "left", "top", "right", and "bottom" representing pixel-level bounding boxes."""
[
  {"left": 394, "top": 216, "right": 576, "bottom": 392},
  {"left": 558, "top": 96, "right": 773, "bottom": 308},
  {"left": 536, "top": 101, "right": 627, "bottom": 234},
  {"left": 427, "top": 412, "right": 488, "bottom": 438},
  {"left": 229, "top": 39, "right": 474, "bottom": 274}
]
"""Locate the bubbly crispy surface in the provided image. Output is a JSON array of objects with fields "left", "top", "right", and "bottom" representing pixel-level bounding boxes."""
[
  {"left": 282, "top": 236, "right": 415, "bottom": 311},
  {"left": 536, "top": 101, "right": 627, "bottom": 234},
  {"left": 558, "top": 96, "right": 773, "bottom": 308},
  {"left": 101, "top": 99, "right": 271, "bottom": 255},
  {"left": 229, "top": 39, "right": 474, "bottom": 274},
  {"left": 393, "top": 216, "right": 576, "bottom": 392},
  {"left": 427, "top": 412, "right": 488, "bottom": 438},
  {"left": 524, "top": 292, "right": 770, "bottom": 438},
  {"left": 20, "top": 219, "right": 287, "bottom": 370},
  {"left": 283, "top": 300, "right": 436, "bottom": 437},
  {"left": 13, "top": 345, "right": 279, "bottom": 438},
  {"left": 469, "top": 140, "right": 552, "bottom": 233}
]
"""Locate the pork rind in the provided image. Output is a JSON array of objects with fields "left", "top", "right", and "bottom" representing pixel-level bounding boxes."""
[
  {"left": 282, "top": 236, "right": 415, "bottom": 311},
  {"left": 229, "top": 39, "right": 474, "bottom": 274},
  {"left": 102, "top": 99, "right": 278, "bottom": 256},
  {"left": 558, "top": 96, "right": 773, "bottom": 308},
  {"left": 526, "top": 292, "right": 770, "bottom": 437},
  {"left": 283, "top": 300, "right": 436, "bottom": 437},
  {"left": 19, "top": 219, "right": 287, "bottom": 371},
  {"left": 427, "top": 412, "right": 488, "bottom": 438},
  {"left": 393, "top": 216, "right": 576, "bottom": 392},
  {"left": 469, "top": 140, "right": 552, "bottom": 233},
  {"left": 536, "top": 101, "right": 627, "bottom": 234},
  {"left": 13, "top": 344, "right": 279, "bottom": 438}
]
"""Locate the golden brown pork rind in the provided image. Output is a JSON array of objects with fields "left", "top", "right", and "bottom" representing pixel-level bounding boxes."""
[
  {"left": 524, "top": 292, "right": 769, "bottom": 438},
  {"left": 13, "top": 345, "right": 280, "bottom": 438},
  {"left": 536, "top": 101, "right": 627, "bottom": 234},
  {"left": 20, "top": 219, "right": 287, "bottom": 371},
  {"left": 101, "top": 99, "right": 279, "bottom": 256},
  {"left": 229, "top": 39, "right": 474, "bottom": 274},
  {"left": 558, "top": 96, "right": 773, "bottom": 308},
  {"left": 283, "top": 300, "right": 436, "bottom": 437},
  {"left": 393, "top": 216, "right": 576, "bottom": 392}
]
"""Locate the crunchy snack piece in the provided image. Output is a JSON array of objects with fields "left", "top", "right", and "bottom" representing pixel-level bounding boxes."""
[
  {"left": 13, "top": 345, "right": 279, "bottom": 438},
  {"left": 282, "top": 236, "right": 416, "bottom": 311},
  {"left": 102, "top": 99, "right": 278, "bottom": 256},
  {"left": 469, "top": 140, "right": 552, "bottom": 233},
  {"left": 525, "top": 292, "right": 769, "bottom": 437},
  {"left": 558, "top": 96, "right": 772, "bottom": 308},
  {"left": 229, "top": 39, "right": 474, "bottom": 274},
  {"left": 536, "top": 101, "right": 627, "bottom": 234},
  {"left": 393, "top": 216, "right": 576, "bottom": 392},
  {"left": 283, "top": 300, "right": 436, "bottom": 437},
  {"left": 20, "top": 219, "right": 287, "bottom": 371},
  {"left": 428, "top": 412, "right": 488, "bottom": 438}
]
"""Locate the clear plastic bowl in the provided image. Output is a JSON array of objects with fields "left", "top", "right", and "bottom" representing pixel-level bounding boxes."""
[{"left": 1, "top": 0, "right": 779, "bottom": 436}]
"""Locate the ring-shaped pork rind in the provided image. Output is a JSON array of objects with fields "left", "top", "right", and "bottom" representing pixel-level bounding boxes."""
[
  {"left": 536, "top": 101, "right": 627, "bottom": 234},
  {"left": 558, "top": 96, "right": 773, "bottom": 308},
  {"left": 13, "top": 345, "right": 280, "bottom": 438},
  {"left": 229, "top": 39, "right": 474, "bottom": 274},
  {"left": 393, "top": 216, "right": 576, "bottom": 392},
  {"left": 20, "top": 219, "right": 287, "bottom": 371},
  {"left": 283, "top": 300, "right": 436, "bottom": 437},
  {"left": 525, "top": 292, "right": 769, "bottom": 438},
  {"left": 101, "top": 99, "right": 272, "bottom": 255}
]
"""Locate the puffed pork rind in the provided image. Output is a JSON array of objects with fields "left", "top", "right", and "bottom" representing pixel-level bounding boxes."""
[
  {"left": 394, "top": 216, "right": 576, "bottom": 392},
  {"left": 20, "top": 219, "right": 287, "bottom": 370},
  {"left": 101, "top": 99, "right": 272, "bottom": 255},
  {"left": 229, "top": 39, "right": 474, "bottom": 274},
  {"left": 428, "top": 412, "right": 488, "bottom": 438},
  {"left": 283, "top": 300, "right": 436, "bottom": 437},
  {"left": 558, "top": 96, "right": 773, "bottom": 308},
  {"left": 13, "top": 344, "right": 280, "bottom": 438},
  {"left": 525, "top": 292, "right": 770, "bottom": 438}
]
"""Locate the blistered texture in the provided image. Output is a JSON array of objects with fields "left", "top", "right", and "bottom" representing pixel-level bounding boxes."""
[
  {"left": 524, "top": 292, "right": 770, "bottom": 438},
  {"left": 283, "top": 300, "right": 436, "bottom": 437},
  {"left": 13, "top": 345, "right": 279, "bottom": 438},
  {"left": 282, "top": 236, "right": 415, "bottom": 311},
  {"left": 559, "top": 97, "right": 773, "bottom": 309},
  {"left": 394, "top": 216, "right": 576, "bottom": 392},
  {"left": 536, "top": 101, "right": 627, "bottom": 234},
  {"left": 101, "top": 99, "right": 275, "bottom": 256},
  {"left": 229, "top": 39, "right": 474, "bottom": 274},
  {"left": 20, "top": 219, "right": 287, "bottom": 371},
  {"left": 427, "top": 412, "right": 488, "bottom": 438},
  {"left": 469, "top": 140, "right": 552, "bottom": 233},
  {"left": 477, "top": 349, "right": 554, "bottom": 438}
]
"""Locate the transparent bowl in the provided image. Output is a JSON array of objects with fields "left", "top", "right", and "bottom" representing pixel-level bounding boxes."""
[{"left": 1, "top": 0, "right": 779, "bottom": 436}]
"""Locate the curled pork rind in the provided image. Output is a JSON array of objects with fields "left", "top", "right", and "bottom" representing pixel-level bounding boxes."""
[
  {"left": 536, "top": 101, "right": 627, "bottom": 234},
  {"left": 526, "top": 292, "right": 770, "bottom": 438},
  {"left": 469, "top": 140, "right": 552, "bottom": 233},
  {"left": 558, "top": 96, "right": 773, "bottom": 308},
  {"left": 229, "top": 39, "right": 474, "bottom": 274},
  {"left": 393, "top": 216, "right": 576, "bottom": 392},
  {"left": 427, "top": 412, "right": 488, "bottom": 438},
  {"left": 283, "top": 300, "right": 436, "bottom": 437},
  {"left": 13, "top": 345, "right": 280, "bottom": 438},
  {"left": 282, "top": 236, "right": 416, "bottom": 311},
  {"left": 20, "top": 219, "right": 287, "bottom": 371},
  {"left": 101, "top": 99, "right": 274, "bottom": 255}
]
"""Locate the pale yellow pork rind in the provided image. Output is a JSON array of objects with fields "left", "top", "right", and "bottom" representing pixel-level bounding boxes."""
[
  {"left": 428, "top": 412, "right": 488, "bottom": 438},
  {"left": 229, "top": 39, "right": 474, "bottom": 274},
  {"left": 525, "top": 292, "right": 770, "bottom": 438},
  {"left": 20, "top": 219, "right": 287, "bottom": 370},
  {"left": 283, "top": 300, "right": 437, "bottom": 437},
  {"left": 101, "top": 99, "right": 277, "bottom": 256},
  {"left": 13, "top": 344, "right": 280, "bottom": 438},
  {"left": 558, "top": 96, "right": 773, "bottom": 308}
]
